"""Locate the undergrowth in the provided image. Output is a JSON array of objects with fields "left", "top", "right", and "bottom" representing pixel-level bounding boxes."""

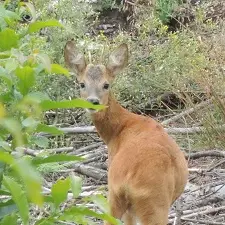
[{"left": 33, "top": 1, "right": 225, "bottom": 148}]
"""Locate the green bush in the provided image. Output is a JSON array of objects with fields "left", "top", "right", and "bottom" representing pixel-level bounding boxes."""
[
  {"left": 155, "top": 0, "right": 182, "bottom": 23},
  {"left": 0, "top": 2, "right": 116, "bottom": 225}
]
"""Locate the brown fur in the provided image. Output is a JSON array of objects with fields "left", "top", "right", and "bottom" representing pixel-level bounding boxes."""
[{"left": 64, "top": 41, "right": 188, "bottom": 225}]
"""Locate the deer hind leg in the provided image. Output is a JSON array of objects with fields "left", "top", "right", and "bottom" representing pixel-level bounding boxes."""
[
  {"left": 123, "top": 210, "right": 136, "bottom": 225},
  {"left": 133, "top": 198, "right": 169, "bottom": 225},
  {"left": 104, "top": 191, "right": 127, "bottom": 225}
]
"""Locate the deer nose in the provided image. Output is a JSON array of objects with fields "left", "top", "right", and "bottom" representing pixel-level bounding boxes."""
[{"left": 87, "top": 97, "right": 100, "bottom": 105}]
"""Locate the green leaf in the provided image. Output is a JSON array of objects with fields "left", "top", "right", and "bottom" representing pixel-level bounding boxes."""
[
  {"left": 90, "top": 194, "right": 110, "bottom": 213},
  {"left": 40, "top": 99, "right": 105, "bottom": 111},
  {"left": 31, "top": 136, "right": 49, "bottom": 148},
  {"left": 0, "top": 4, "right": 20, "bottom": 22},
  {"left": 51, "top": 178, "right": 70, "bottom": 209},
  {"left": 32, "top": 154, "right": 83, "bottom": 165},
  {"left": 22, "top": 117, "right": 39, "bottom": 128},
  {"left": 0, "top": 28, "right": 18, "bottom": 51},
  {"left": 37, "top": 53, "right": 51, "bottom": 73},
  {"left": 35, "top": 217, "right": 55, "bottom": 225},
  {"left": 0, "top": 199, "right": 17, "bottom": 220},
  {"left": 0, "top": 141, "right": 11, "bottom": 151},
  {"left": 0, "top": 67, "right": 12, "bottom": 87},
  {"left": 0, "top": 161, "right": 6, "bottom": 188},
  {"left": 70, "top": 174, "right": 82, "bottom": 198},
  {"left": 0, "top": 118, "right": 23, "bottom": 146},
  {"left": 5, "top": 58, "right": 18, "bottom": 73},
  {"left": 0, "top": 152, "right": 43, "bottom": 206},
  {"left": 3, "top": 176, "right": 29, "bottom": 225},
  {"left": 0, "top": 151, "right": 14, "bottom": 165},
  {"left": 15, "top": 66, "right": 35, "bottom": 96},
  {"left": 50, "top": 64, "right": 69, "bottom": 77},
  {"left": 1, "top": 213, "right": 18, "bottom": 225},
  {"left": 60, "top": 206, "right": 121, "bottom": 225},
  {"left": 28, "top": 20, "right": 63, "bottom": 33},
  {"left": 36, "top": 124, "right": 63, "bottom": 135},
  {"left": 0, "top": 189, "right": 11, "bottom": 196},
  {"left": 0, "top": 190, "right": 10, "bottom": 196},
  {"left": 27, "top": 92, "right": 50, "bottom": 102},
  {"left": 14, "top": 158, "right": 43, "bottom": 206}
]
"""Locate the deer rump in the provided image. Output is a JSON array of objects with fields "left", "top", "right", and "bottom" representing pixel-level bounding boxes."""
[{"left": 107, "top": 118, "right": 187, "bottom": 223}]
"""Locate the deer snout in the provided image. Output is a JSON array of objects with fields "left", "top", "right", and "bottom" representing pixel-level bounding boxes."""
[{"left": 87, "top": 97, "right": 100, "bottom": 105}]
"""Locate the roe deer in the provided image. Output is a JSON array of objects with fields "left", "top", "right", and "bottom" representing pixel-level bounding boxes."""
[{"left": 64, "top": 41, "right": 188, "bottom": 225}]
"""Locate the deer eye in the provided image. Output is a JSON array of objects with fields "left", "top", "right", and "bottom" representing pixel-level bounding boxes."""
[
  {"left": 103, "top": 83, "right": 109, "bottom": 90},
  {"left": 80, "top": 83, "right": 85, "bottom": 89}
]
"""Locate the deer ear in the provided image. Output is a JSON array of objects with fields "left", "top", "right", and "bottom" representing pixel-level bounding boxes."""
[
  {"left": 106, "top": 43, "right": 128, "bottom": 77},
  {"left": 64, "top": 40, "right": 86, "bottom": 76}
]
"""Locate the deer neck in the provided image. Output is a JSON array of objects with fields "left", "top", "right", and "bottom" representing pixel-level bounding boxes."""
[{"left": 91, "top": 93, "right": 129, "bottom": 145}]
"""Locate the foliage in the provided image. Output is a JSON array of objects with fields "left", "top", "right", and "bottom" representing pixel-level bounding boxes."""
[
  {"left": 93, "top": 0, "right": 121, "bottom": 12},
  {"left": 155, "top": 0, "right": 183, "bottom": 23},
  {"left": 0, "top": 2, "right": 114, "bottom": 225}
]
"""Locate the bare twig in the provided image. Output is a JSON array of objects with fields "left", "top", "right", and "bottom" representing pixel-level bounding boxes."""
[
  {"left": 182, "top": 205, "right": 225, "bottom": 219},
  {"left": 188, "top": 168, "right": 225, "bottom": 173},
  {"left": 15, "top": 147, "right": 38, "bottom": 156},
  {"left": 69, "top": 163, "right": 107, "bottom": 182},
  {"left": 181, "top": 218, "right": 225, "bottom": 225},
  {"left": 166, "top": 125, "right": 225, "bottom": 134},
  {"left": 186, "top": 150, "right": 225, "bottom": 159},
  {"left": 71, "top": 143, "right": 103, "bottom": 155},
  {"left": 39, "top": 124, "right": 225, "bottom": 136},
  {"left": 162, "top": 98, "right": 213, "bottom": 126},
  {"left": 207, "top": 158, "right": 225, "bottom": 172}
]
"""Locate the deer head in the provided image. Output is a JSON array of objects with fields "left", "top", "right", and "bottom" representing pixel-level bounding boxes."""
[{"left": 64, "top": 40, "right": 128, "bottom": 112}]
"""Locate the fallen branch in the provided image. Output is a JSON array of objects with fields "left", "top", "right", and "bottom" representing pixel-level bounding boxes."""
[
  {"left": 169, "top": 205, "right": 225, "bottom": 224},
  {"left": 70, "top": 143, "right": 102, "bottom": 155},
  {"left": 188, "top": 168, "right": 225, "bottom": 173},
  {"left": 14, "top": 147, "right": 38, "bottom": 156},
  {"left": 169, "top": 205, "right": 210, "bottom": 218},
  {"left": 162, "top": 98, "right": 213, "bottom": 126},
  {"left": 166, "top": 125, "right": 225, "bottom": 134},
  {"left": 181, "top": 218, "right": 225, "bottom": 225},
  {"left": 186, "top": 150, "right": 225, "bottom": 159},
  {"left": 38, "top": 124, "right": 225, "bottom": 136},
  {"left": 182, "top": 205, "right": 225, "bottom": 219},
  {"left": 70, "top": 163, "right": 107, "bottom": 182}
]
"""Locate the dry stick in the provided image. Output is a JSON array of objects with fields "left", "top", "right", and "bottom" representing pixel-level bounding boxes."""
[
  {"left": 47, "top": 146, "right": 74, "bottom": 153},
  {"left": 167, "top": 125, "right": 225, "bottom": 134},
  {"left": 187, "top": 180, "right": 225, "bottom": 194},
  {"left": 169, "top": 206, "right": 211, "bottom": 218},
  {"left": 173, "top": 198, "right": 183, "bottom": 225},
  {"left": 70, "top": 163, "right": 107, "bottom": 182},
  {"left": 16, "top": 143, "right": 103, "bottom": 157},
  {"left": 162, "top": 98, "right": 213, "bottom": 126},
  {"left": 42, "top": 186, "right": 103, "bottom": 199},
  {"left": 188, "top": 168, "right": 225, "bottom": 173},
  {"left": 208, "top": 158, "right": 225, "bottom": 172},
  {"left": 181, "top": 218, "right": 225, "bottom": 225},
  {"left": 169, "top": 206, "right": 225, "bottom": 224},
  {"left": 70, "top": 143, "right": 102, "bottom": 155},
  {"left": 41, "top": 126, "right": 97, "bottom": 136},
  {"left": 14, "top": 147, "right": 38, "bottom": 156},
  {"left": 38, "top": 124, "right": 225, "bottom": 136},
  {"left": 186, "top": 150, "right": 225, "bottom": 159},
  {"left": 182, "top": 205, "right": 225, "bottom": 219}
]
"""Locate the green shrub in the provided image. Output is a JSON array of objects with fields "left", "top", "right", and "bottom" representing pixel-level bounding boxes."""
[
  {"left": 0, "top": 2, "right": 115, "bottom": 225},
  {"left": 155, "top": 0, "right": 183, "bottom": 23}
]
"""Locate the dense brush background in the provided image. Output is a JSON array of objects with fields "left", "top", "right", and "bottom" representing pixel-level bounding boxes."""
[{"left": 32, "top": 0, "right": 225, "bottom": 150}]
